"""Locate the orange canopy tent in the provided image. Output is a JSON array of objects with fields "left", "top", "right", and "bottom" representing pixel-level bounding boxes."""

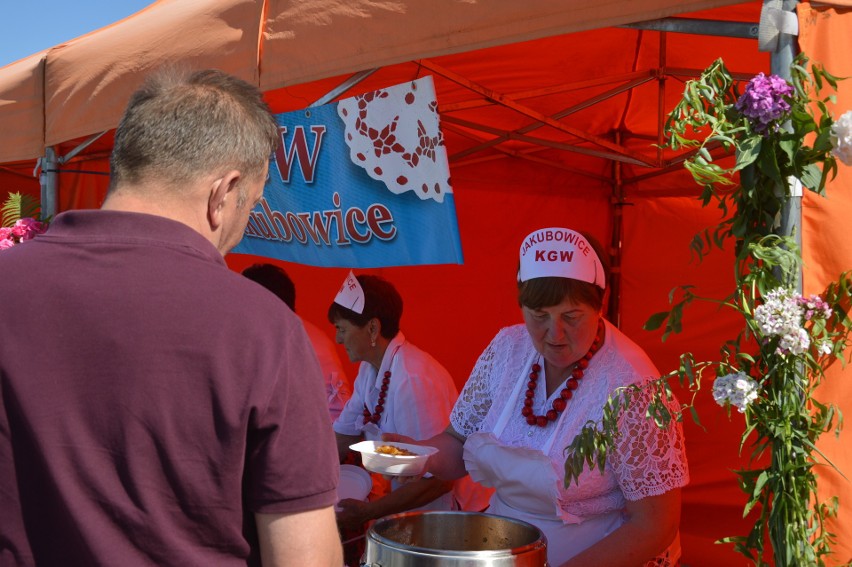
[{"left": 1, "top": 1, "right": 851, "bottom": 565}]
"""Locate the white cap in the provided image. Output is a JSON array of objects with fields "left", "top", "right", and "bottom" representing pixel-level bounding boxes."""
[
  {"left": 518, "top": 227, "right": 605, "bottom": 289},
  {"left": 333, "top": 270, "right": 365, "bottom": 314}
]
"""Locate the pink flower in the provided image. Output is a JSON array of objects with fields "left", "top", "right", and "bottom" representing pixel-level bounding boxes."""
[
  {"left": 10, "top": 218, "right": 46, "bottom": 241},
  {"left": 0, "top": 227, "right": 12, "bottom": 241},
  {"left": 0, "top": 237, "right": 16, "bottom": 250}
]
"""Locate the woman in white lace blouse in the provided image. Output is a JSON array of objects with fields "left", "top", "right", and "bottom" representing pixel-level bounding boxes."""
[{"left": 385, "top": 227, "right": 689, "bottom": 567}]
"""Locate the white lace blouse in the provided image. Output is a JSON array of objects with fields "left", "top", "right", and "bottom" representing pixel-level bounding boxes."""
[{"left": 450, "top": 322, "right": 689, "bottom": 522}]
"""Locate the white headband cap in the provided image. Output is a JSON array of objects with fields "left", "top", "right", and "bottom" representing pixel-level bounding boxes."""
[
  {"left": 518, "top": 227, "right": 606, "bottom": 289},
  {"left": 333, "top": 270, "right": 365, "bottom": 314}
]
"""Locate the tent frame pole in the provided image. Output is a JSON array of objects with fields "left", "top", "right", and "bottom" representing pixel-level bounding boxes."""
[
  {"left": 310, "top": 68, "right": 378, "bottom": 107},
  {"left": 609, "top": 130, "right": 625, "bottom": 327},
  {"left": 37, "top": 130, "right": 110, "bottom": 217},
  {"left": 770, "top": 0, "right": 802, "bottom": 294},
  {"left": 39, "top": 147, "right": 58, "bottom": 219},
  {"left": 621, "top": 16, "right": 758, "bottom": 39}
]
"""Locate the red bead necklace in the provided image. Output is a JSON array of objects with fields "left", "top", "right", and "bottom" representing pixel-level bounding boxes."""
[
  {"left": 363, "top": 370, "right": 391, "bottom": 424},
  {"left": 521, "top": 319, "right": 605, "bottom": 427}
]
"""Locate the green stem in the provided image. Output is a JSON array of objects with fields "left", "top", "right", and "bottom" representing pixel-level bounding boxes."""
[{"left": 766, "top": 366, "right": 815, "bottom": 567}]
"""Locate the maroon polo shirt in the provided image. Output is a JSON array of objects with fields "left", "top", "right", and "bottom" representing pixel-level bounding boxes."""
[{"left": 0, "top": 210, "right": 338, "bottom": 566}]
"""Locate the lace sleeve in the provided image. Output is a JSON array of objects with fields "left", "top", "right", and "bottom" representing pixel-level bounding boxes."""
[
  {"left": 609, "top": 383, "right": 690, "bottom": 500},
  {"left": 450, "top": 329, "right": 516, "bottom": 437}
]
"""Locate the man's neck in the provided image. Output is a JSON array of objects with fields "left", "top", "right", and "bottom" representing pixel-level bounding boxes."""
[{"left": 101, "top": 187, "right": 215, "bottom": 248}]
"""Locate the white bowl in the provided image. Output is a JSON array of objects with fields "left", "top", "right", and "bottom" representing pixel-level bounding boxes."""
[
  {"left": 350, "top": 440, "right": 438, "bottom": 477},
  {"left": 338, "top": 464, "right": 373, "bottom": 502}
]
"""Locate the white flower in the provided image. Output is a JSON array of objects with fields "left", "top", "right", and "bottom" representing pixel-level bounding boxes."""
[
  {"left": 831, "top": 110, "right": 852, "bottom": 166},
  {"left": 754, "top": 288, "right": 803, "bottom": 336},
  {"left": 713, "top": 372, "right": 760, "bottom": 413},
  {"left": 778, "top": 327, "right": 810, "bottom": 356},
  {"left": 817, "top": 340, "right": 832, "bottom": 356}
]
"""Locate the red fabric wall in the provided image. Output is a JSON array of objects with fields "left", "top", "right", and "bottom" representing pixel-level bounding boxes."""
[
  {"left": 800, "top": 3, "right": 852, "bottom": 565},
  {"left": 0, "top": 163, "right": 40, "bottom": 207}
]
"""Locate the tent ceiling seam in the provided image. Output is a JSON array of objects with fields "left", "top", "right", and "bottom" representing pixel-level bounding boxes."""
[
  {"left": 419, "top": 58, "right": 656, "bottom": 166},
  {"left": 447, "top": 76, "right": 656, "bottom": 162},
  {"left": 443, "top": 122, "right": 612, "bottom": 184},
  {"left": 439, "top": 69, "right": 656, "bottom": 113},
  {"left": 443, "top": 114, "right": 649, "bottom": 168}
]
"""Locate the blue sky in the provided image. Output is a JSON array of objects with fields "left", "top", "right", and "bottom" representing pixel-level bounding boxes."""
[{"left": 1, "top": 1, "right": 156, "bottom": 68}]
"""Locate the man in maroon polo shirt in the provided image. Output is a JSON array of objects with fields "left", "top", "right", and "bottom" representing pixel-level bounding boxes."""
[{"left": 0, "top": 69, "right": 342, "bottom": 566}]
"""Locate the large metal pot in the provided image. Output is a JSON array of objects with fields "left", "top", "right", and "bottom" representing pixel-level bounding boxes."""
[{"left": 362, "top": 511, "right": 548, "bottom": 566}]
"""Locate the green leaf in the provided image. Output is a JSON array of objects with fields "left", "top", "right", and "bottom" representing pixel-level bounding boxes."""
[
  {"left": 644, "top": 311, "right": 669, "bottom": 331},
  {"left": 799, "top": 164, "right": 822, "bottom": 192},
  {"left": 734, "top": 136, "right": 761, "bottom": 171},
  {"left": 1, "top": 192, "right": 41, "bottom": 227},
  {"left": 753, "top": 470, "right": 769, "bottom": 499},
  {"left": 757, "top": 143, "right": 783, "bottom": 185},
  {"left": 778, "top": 138, "right": 798, "bottom": 165}
]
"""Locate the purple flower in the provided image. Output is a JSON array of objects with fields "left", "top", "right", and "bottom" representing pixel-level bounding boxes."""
[{"left": 735, "top": 73, "right": 794, "bottom": 135}]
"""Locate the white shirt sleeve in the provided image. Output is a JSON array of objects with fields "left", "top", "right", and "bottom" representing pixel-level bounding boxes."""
[
  {"left": 386, "top": 342, "right": 456, "bottom": 440},
  {"left": 451, "top": 327, "right": 524, "bottom": 437},
  {"left": 333, "top": 362, "right": 369, "bottom": 436}
]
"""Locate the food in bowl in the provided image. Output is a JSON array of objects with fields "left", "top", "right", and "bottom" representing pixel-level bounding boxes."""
[
  {"left": 349, "top": 440, "right": 439, "bottom": 476},
  {"left": 375, "top": 444, "right": 418, "bottom": 457}
]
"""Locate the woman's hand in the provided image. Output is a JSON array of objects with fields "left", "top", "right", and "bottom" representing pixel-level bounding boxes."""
[
  {"left": 383, "top": 428, "right": 469, "bottom": 481},
  {"left": 380, "top": 432, "right": 426, "bottom": 483},
  {"left": 335, "top": 498, "right": 372, "bottom": 531}
]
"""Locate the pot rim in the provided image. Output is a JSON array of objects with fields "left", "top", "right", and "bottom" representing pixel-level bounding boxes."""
[{"left": 367, "top": 510, "right": 547, "bottom": 557}]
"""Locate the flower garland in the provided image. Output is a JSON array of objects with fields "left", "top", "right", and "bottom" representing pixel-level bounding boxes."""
[
  {"left": 1, "top": 192, "right": 47, "bottom": 250},
  {"left": 0, "top": 218, "right": 47, "bottom": 250},
  {"left": 563, "top": 54, "right": 852, "bottom": 567}
]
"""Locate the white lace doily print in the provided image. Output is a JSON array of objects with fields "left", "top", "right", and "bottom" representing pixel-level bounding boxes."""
[{"left": 337, "top": 76, "right": 452, "bottom": 203}]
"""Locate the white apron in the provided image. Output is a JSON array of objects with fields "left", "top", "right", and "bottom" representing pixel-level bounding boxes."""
[{"left": 463, "top": 352, "right": 623, "bottom": 565}]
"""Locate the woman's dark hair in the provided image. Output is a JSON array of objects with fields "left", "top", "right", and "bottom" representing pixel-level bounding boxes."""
[
  {"left": 327, "top": 275, "right": 403, "bottom": 339},
  {"left": 241, "top": 263, "right": 296, "bottom": 311},
  {"left": 517, "top": 231, "right": 610, "bottom": 311}
]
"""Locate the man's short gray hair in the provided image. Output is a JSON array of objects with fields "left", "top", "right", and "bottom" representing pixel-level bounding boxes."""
[{"left": 109, "top": 68, "right": 279, "bottom": 193}]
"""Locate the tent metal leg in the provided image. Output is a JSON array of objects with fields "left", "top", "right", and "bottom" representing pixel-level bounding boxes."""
[
  {"left": 609, "top": 130, "right": 625, "bottom": 327},
  {"left": 39, "top": 147, "right": 58, "bottom": 219},
  {"left": 768, "top": 0, "right": 802, "bottom": 293}
]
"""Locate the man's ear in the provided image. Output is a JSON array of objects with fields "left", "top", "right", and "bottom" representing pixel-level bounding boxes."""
[{"left": 207, "top": 170, "right": 241, "bottom": 230}]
